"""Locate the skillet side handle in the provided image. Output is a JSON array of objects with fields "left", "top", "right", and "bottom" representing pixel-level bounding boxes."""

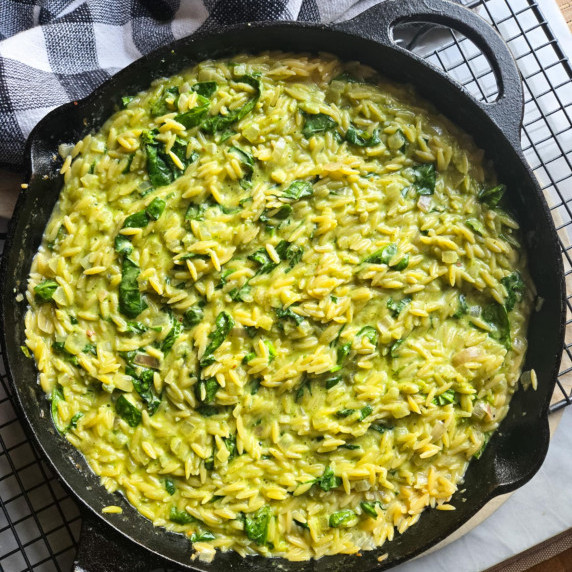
[
  {"left": 73, "top": 514, "right": 161, "bottom": 572},
  {"left": 332, "top": 0, "right": 523, "bottom": 149}
]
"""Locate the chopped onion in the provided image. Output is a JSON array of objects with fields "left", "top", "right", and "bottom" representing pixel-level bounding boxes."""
[
  {"left": 417, "top": 195, "right": 431, "bottom": 212},
  {"left": 354, "top": 479, "right": 371, "bottom": 492},
  {"left": 133, "top": 354, "right": 161, "bottom": 369},
  {"left": 431, "top": 421, "right": 446, "bottom": 441},
  {"left": 58, "top": 143, "right": 74, "bottom": 159},
  {"left": 468, "top": 305, "right": 481, "bottom": 317},
  {"left": 452, "top": 346, "right": 482, "bottom": 367},
  {"left": 231, "top": 327, "right": 248, "bottom": 338},
  {"left": 472, "top": 400, "right": 493, "bottom": 421}
]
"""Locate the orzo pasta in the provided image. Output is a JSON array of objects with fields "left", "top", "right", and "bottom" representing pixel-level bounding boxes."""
[{"left": 24, "top": 53, "right": 534, "bottom": 562}]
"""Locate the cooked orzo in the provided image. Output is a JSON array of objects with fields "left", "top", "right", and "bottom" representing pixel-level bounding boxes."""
[{"left": 24, "top": 53, "right": 534, "bottom": 562}]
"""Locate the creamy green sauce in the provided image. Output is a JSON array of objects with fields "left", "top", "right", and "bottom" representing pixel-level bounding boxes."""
[{"left": 24, "top": 53, "right": 532, "bottom": 562}]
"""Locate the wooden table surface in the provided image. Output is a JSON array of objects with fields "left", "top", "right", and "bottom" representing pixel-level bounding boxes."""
[{"left": 558, "top": 0, "right": 572, "bottom": 25}]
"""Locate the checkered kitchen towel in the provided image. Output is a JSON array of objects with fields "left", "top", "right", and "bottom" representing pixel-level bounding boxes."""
[{"left": 0, "top": 0, "right": 380, "bottom": 169}]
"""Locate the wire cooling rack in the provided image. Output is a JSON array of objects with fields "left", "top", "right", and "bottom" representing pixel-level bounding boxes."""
[{"left": 0, "top": 1, "right": 571, "bottom": 570}]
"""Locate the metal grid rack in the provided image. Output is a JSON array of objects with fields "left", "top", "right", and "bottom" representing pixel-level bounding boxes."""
[{"left": 0, "top": 0, "right": 571, "bottom": 569}]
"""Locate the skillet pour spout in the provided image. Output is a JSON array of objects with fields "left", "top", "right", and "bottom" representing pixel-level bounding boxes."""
[{"left": 0, "top": 0, "right": 564, "bottom": 570}]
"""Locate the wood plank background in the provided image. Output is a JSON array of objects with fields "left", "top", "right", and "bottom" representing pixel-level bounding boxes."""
[{"left": 558, "top": 0, "right": 572, "bottom": 25}]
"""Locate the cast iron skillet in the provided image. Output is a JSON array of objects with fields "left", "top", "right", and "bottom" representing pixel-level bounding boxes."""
[{"left": 0, "top": 0, "right": 565, "bottom": 570}]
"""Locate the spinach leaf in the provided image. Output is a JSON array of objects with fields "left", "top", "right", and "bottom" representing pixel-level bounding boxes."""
[
  {"left": 52, "top": 341, "right": 79, "bottom": 366},
  {"left": 119, "top": 258, "right": 147, "bottom": 318},
  {"left": 264, "top": 340, "right": 276, "bottom": 362},
  {"left": 185, "top": 202, "right": 209, "bottom": 224},
  {"left": 360, "top": 405, "right": 373, "bottom": 420},
  {"left": 336, "top": 408, "right": 355, "bottom": 418},
  {"left": 195, "top": 378, "right": 219, "bottom": 404},
  {"left": 123, "top": 209, "right": 149, "bottom": 229},
  {"left": 413, "top": 163, "right": 436, "bottom": 195},
  {"left": 143, "top": 131, "right": 197, "bottom": 188},
  {"left": 223, "top": 435, "right": 237, "bottom": 460},
  {"left": 259, "top": 204, "right": 292, "bottom": 223},
  {"left": 219, "top": 204, "right": 240, "bottom": 215},
  {"left": 165, "top": 479, "right": 176, "bottom": 496},
  {"left": 331, "top": 72, "right": 360, "bottom": 83},
  {"left": 283, "top": 180, "right": 313, "bottom": 200},
  {"left": 229, "top": 146, "right": 254, "bottom": 189},
  {"left": 127, "top": 367, "right": 161, "bottom": 415},
  {"left": 331, "top": 342, "right": 351, "bottom": 373},
  {"left": 345, "top": 126, "right": 380, "bottom": 147},
  {"left": 363, "top": 243, "right": 397, "bottom": 264},
  {"left": 196, "top": 405, "right": 220, "bottom": 417},
  {"left": 474, "top": 432, "right": 492, "bottom": 459},
  {"left": 357, "top": 326, "right": 378, "bottom": 346},
  {"left": 283, "top": 244, "right": 303, "bottom": 271},
  {"left": 50, "top": 385, "right": 67, "bottom": 434},
  {"left": 244, "top": 505, "right": 271, "bottom": 545},
  {"left": 242, "top": 352, "right": 256, "bottom": 365},
  {"left": 183, "top": 305, "right": 203, "bottom": 328},
  {"left": 169, "top": 507, "right": 197, "bottom": 525},
  {"left": 114, "top": 235, "right": 133, "bottom": 255},
  {"left": 146, "top": 197, "right": 166, "bottom": 220},
  {"left": 115, "top": 395, "right": 142, "bottom": 427},
  {"left": 67, "top": 412, "right": 83, "bottom": 432},
  {"left": 275, "top": 305, "right": 304, "bottom": 326},
  {"left": 150, "top": 86, "right": 179, "bottom": 117},
  {"left": 315, "top": 466, "right": 341, "bottom": 492},
  {"left": 387, "top": 296, "right": 412, "bottom": 318},
  {"left": 302, "top": 112, "right": 338, "bottom": 138},
  {"left": 360, "top": 501, "right": 382, "bottom": 519},
  {"left": 293, "top": 519, "right": 310, "bottom": 530},
  {"left": 202, "top": 75, "right": 261, "bottom": 134},
  {"left": 501, "top": 272, "right": 525, "bottom": 312},
  {"left": 466, "top": 218, "right": 486, "bottom": 236},
  {"left": 175, "top": 96, "right": 210, "bottom": 129},
  {"left": 478, "top": 184, "right": 505, "bottom": 207},
  {"left": 217, "top": 268, "right": 236, "bottom": 289},
  {"left": 389, "top": 338, "right": 404, "bottom": 358},
  {"left": 482, "top": 302, "right": 511, "bottom": 348},
  {"left": 190, "top": 531, "right": 216, "bottom": 542},
  {"left": 330, "top": 325, "right": 346, "bottom": 348},
  {"left": 126, "top": 321, "right": 147, "bottom": 335},
  {"left": 82, "top": 343, "right": 97, "bottom": 355},
  {"left": 325, "top": 375, "right": 342, "bottom": 389},
  {"left": 453, "top": 293, "right": 468, "bottom": 318},
  {"left": 200, "top": 311, "right": 234, "bottom": 367},
  {"left": 162, "top": 320, "right": 183, "bottom": 354},
  {"left": 249, "top": 248, "right": 278, "bottom": 275},
  {"left": 122, "top": 153, "right": 134, "bottom": 174},
  {"left": 34, "top": 279, "right": 58, "bottom": 303},
  {"left": 369, "top": 423, "right": 393, "bottom": 433},
  {"left": 192, "top": 82, "right": 217, "bottom": 98},
  {"left": 145, "top": 139, "right": 173, "bottom": 188},
  {"left": 329, "top": 510, "right": 357, "bottom": 528},
  {"left": 433, "top": 389, "right": 456, "bottom": 406},
  {"left": 391, "top": 255, "right": 409, "bottom": 271},
  {"left": 121, "top": 95, "right": 134, "bottom": 108}
]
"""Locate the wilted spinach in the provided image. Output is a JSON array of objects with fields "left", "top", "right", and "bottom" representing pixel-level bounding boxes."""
[
  {"left": 200, "top": 311, "right": 234, "bottom": 367},
  {"left": 115, "top": 395, "right": 142, "bottom": 427}
]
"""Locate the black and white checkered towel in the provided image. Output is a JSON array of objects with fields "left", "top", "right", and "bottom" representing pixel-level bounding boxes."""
[{"left": 0, "top": 0, "right": 377, "bottom": 169}]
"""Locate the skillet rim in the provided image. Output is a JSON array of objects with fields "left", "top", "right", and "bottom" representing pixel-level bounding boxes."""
[{"left": 0, "top": 9, "right": 566, "bottom": 572}]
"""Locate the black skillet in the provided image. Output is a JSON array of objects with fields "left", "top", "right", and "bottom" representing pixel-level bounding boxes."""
[{"left": 0, "top": 0, "right": 565, "bottom": 570}]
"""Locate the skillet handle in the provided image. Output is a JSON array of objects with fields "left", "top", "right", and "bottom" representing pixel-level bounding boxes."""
[
  {"left": 332, "top": 0, "right": 523, "bottom": 149},
  {"left": 73, "top": 513, "right": 161, "bottom": 572}
]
